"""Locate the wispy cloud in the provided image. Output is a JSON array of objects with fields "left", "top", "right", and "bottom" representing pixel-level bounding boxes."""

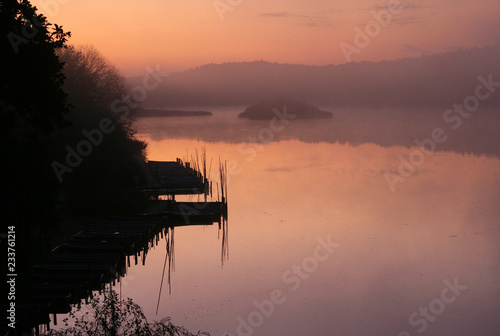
[
  {"left": 368, "top": 2, "right": 421, "bottom": 12},
  {"left": 364, "top": 2, "right": 426, "bottom": 25},
  {"left": 259, "top": 10, "right": 338, "bottom": 28},
  {"left": 260, "top": 12, "right": 292, "bottom": 18},
  {"left": 391, "top": 14, "right": 425, "bottom": 25}
]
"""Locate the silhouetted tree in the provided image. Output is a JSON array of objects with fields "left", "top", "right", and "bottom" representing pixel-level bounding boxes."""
[
  {"left": 0, "top": 0, "right": 71, "bottom": 134},
  {"left": 61, "top": 45, "right": 126, "bottom": 105},
  {"left": 0, "top": 0, "right": 71, "bottom": 297},
  {"left": 51, "top": 45, "right": 148, "bottom": 215},
  {"left": 57, "top": 45, "right": 135, "bottom": 135}
]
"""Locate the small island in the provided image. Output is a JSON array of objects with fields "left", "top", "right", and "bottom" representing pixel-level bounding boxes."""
[
  {"left": 136, "top": 108, "right": 213, "bottom": 117},
  {"left": 238, "top": 98, "right": 333, "bottom": 120}
]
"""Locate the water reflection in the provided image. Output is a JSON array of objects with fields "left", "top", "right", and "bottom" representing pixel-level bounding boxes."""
[
  {"left": 137, "top": 107, "right": 500, "bottom": 158},
  {"left": 38, "top": 190, "right": 229, "bottom": 333},
  {"left": 156, "top": 227, "right": 175, "bottom": 313},
  {"left": 129, "top": 123, "right": 500, "bottom": 336}
]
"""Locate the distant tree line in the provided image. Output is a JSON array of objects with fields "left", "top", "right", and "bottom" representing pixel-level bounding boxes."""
[{"left": 138, "top": 46, "right": 500, "bottom": 108}]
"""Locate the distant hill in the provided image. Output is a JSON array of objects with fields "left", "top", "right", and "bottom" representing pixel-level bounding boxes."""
[
  {"left": 129, "top": 45, "right": 500, "bottom": 109},
  {"left": 239, "top": 99, "right": 332, "bottom": 120}
]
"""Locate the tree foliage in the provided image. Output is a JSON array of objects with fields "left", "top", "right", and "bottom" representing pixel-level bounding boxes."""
[
  {"left": 51, "top": 44, "right": 148, "bottom": 215},
  {"left": 0, "top": 0, "right": 71, "bottom": 135},
  {"left": 57, "top": 45, "right": 135, "bottom": 136},
  {"left": 0, "top": 0, "right": 72, "bottom": 294},
  {"left": 0, "top": 1, "right": 148, "bottom": 294},
  {"left": 43, "top": 291, "right": 211, "bottom": 336}
]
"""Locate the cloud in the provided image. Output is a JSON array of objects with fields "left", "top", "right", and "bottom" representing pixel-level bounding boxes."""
[
  {"left": 260, "top": 12, "right": 292, "bottom": 18},
  {"left": 259, "top": 10, "right": 337, "bottom": 27},
  {"left": 391, "top": 14, "right": 425, "bottom": 25},
  {"left": 368, "top": 2, "right": 421, "bottom": 12},
  {"left": 364, "top": 2, "right": 425, "bottom": 25}
]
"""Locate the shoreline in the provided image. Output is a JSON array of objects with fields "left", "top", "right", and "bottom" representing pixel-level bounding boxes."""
[{"left": 135, "top": 108, "right": 213, "bottom": 117}]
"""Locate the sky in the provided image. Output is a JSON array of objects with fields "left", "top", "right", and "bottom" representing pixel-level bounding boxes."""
[{"left": 31, "top": 0, "right": 500, "bottom": 76}]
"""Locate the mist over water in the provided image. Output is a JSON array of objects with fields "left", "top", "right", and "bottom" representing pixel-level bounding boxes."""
[
  {"left": 138, "top": 106, "right": 500, "bottom": 158},
  {"left": 127, "top": 108, "right": 500, "bottom": 336}
]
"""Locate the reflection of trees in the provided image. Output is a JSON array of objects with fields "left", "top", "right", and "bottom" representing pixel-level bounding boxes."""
[
  {"left": 43, "top": 290, "right": 210, "bottom": 336},
  {"left": 138, "top": 109, "right": 500, "bottom": 158}
]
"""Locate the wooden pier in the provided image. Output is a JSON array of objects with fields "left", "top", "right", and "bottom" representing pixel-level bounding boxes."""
[
  {"left": 143, "top": 159, "right": 210, "bottom": 196},
  {"left": 16, "top": 158, "right": 228, "bottom": 335}
]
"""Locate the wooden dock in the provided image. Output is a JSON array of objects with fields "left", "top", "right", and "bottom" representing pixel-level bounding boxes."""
[
  {"left": 17, "top": 158, "right": 228, "bottom": 335},
  {"left": 143, "top": 159, "right": 209, "bottom": 196},
  {"left": 164, "top": 201, "right": 227, "bottom": 225},
  {"left": 26, "top": 215, "right": 163, "bottom": 331}
]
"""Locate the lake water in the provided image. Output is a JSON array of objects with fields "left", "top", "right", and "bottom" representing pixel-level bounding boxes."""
[{"left": 118, "top": 108, "right": 500, "bottom": 336}]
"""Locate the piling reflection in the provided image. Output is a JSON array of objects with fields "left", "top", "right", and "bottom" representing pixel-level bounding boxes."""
[
  {"left": 156, "top": 226, "right": 175, "bottom": 314},
  {"left": 218, "top": 160, "right": 229, "bottom": 267}
]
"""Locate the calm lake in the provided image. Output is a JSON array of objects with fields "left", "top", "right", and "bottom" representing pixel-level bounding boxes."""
[{"left": 115, "top": 108, "right": 500, "bottom": 336}]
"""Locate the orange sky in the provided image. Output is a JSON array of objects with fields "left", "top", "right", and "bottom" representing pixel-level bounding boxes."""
[{"left": 31, "top": 0, "right": 500, "bottom": 76}]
